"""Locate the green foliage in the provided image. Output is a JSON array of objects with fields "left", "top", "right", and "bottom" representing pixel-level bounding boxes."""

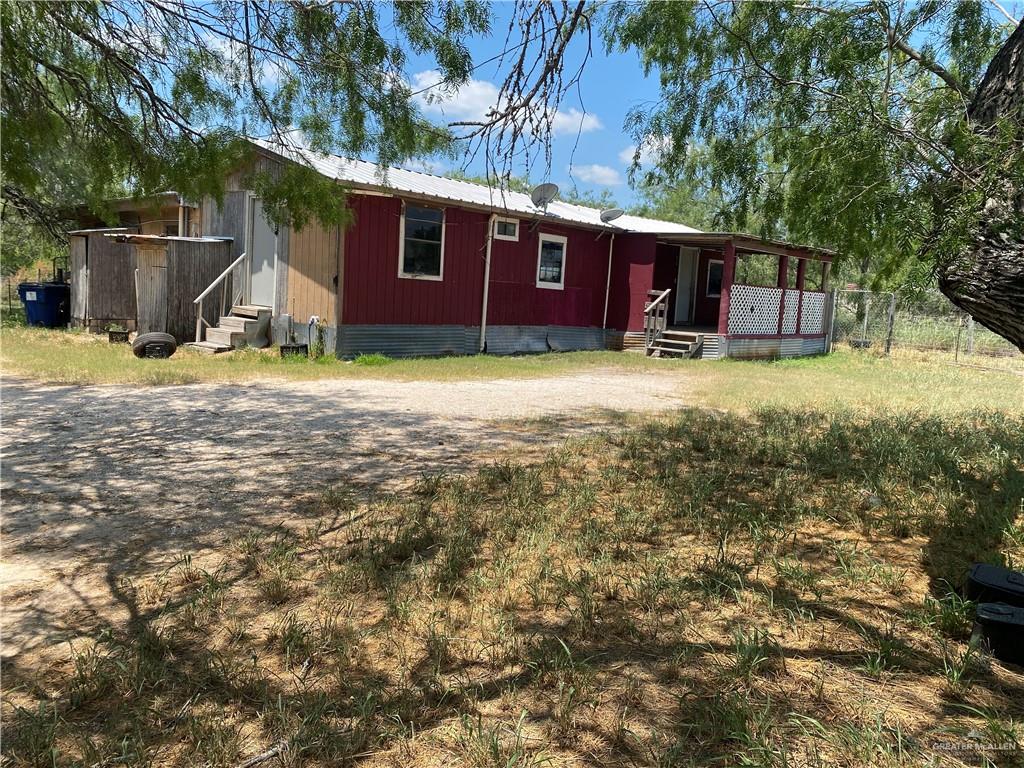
[
  {"left": 605, "top": 2, "right": 1019, "bottom": 280},
  {"left": 0, "top": 209, "right": 67, "bottom": 277},
  {"left": 0, "top": 0, "right": 489, "bottom": 230}
]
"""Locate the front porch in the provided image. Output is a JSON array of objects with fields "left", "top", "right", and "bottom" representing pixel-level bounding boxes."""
[{"left": 640, "top": 233, "right": 834, "bottom": 359}]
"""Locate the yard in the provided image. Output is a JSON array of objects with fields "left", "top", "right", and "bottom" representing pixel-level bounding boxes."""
[{"left": 2, "top": 329, "right": 1023, "bottom": 767}]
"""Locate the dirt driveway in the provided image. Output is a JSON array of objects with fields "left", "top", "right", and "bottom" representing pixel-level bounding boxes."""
[{"left": 1, "top": 369, "right": 687, "bottom": 659}]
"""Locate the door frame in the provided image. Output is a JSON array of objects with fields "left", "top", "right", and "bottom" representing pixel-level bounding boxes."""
[
  {"left": 244, "top": 193, "right": 278, "bottom": 311},
  {"left": 674, "top": 246, "right": 699, "bottom": 325}
]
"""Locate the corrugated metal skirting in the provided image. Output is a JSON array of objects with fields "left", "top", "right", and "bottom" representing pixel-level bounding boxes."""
[
  {"left": 332, "top": 324, "right": 608, "bottom": 358},
  {"left": 337, "top": 325, "right": 478, "bottom": 358}
]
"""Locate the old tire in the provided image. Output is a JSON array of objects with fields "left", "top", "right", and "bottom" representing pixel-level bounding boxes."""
[{"left": 132, "top": 332, "right": 177, "bottom": 359}]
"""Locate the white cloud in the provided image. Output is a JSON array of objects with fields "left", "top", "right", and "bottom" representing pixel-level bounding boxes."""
[
  {"left": 402, "top": 157, "right": 448, "bottom": 175},
  {"left": 572, "top": 163, "right": 623, "bottom": 186},
  {"left": 410, "top": 69, "right": 602, "bottom": 136},
  {"left": 618, "top": 135, "right": 673, "bottom": 168},
  {"left": 411, "top": 69, "right": 500, "bottom": 123},
  {"left": 550, "top": 108, "right": 603, "bottom": 136}
]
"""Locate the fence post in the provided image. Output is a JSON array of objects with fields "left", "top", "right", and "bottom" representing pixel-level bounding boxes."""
[
  {"left": 966, "top": 316, "right": 975, "bottom": 356},
  {"left": 884, "top": 293, "right": 896, "bottom": 355},
  {"left": 826, "top": 289, "right": 838, "bottom": 353},
  {"left": 861, "top": 294, "right": 870, "bottom": 344}
]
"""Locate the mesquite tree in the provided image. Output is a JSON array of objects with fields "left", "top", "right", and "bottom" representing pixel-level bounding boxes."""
[
  {"left": 605, "top": 2, "right": 1023, "bottom": 348},
  {"left": 0, "top": 0, "right": 491, "bottom": 230}
]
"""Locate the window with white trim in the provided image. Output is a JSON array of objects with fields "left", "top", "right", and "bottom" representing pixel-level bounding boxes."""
[
  {"left": 494, "top": 216, "right": 519, "bottom": 241},
  {"left": 706, "top": 259, "right": 724, "bottom": 297},
  {"left": 536, "top": 234, "right": 567, "bottom": 289},
  {"left": 399, "top": 203, "right": 444, "bottom": 279}
]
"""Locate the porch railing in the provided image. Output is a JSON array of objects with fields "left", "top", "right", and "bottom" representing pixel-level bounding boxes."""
[
  {"left": 193, "top": 251, "right": 247, "bottom": 343},
  {"left": 643, "top": 288, "right": 672, "bottom": 355}
]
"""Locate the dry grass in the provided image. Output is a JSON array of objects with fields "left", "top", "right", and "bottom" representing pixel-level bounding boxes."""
[{"left": 4, "top": 407, "right": 1023, "bottom": 767}]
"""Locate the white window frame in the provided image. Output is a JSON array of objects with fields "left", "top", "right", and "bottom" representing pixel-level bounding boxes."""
[
  {"left": 493, "top": 216, "right": 519, "bottom": 242},
  {"left": 706, "top": 259, "right": 724, "bottom": 298},
  {"left": 398, "top": 202, "right": 445, "bottom": 281},
  {"left": 536, "top": 233, "right": 567, "bottom": 290}
]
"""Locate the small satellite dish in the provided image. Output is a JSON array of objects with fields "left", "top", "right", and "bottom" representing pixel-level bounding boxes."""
[
  {"left": 600, "top": 208, "right": 625, "bottom": 223},
  {"left": 530, "top": 182, "right": 559, "bottom": 210}
]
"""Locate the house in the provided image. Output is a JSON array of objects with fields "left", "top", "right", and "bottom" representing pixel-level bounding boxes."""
[{"left": 164, "top": 139, "right": 839, "bottom": 359}]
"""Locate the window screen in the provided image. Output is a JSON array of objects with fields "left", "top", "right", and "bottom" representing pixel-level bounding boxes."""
[
  {"left": 401, "top": 205, "right": 444, "bottom": 277},
  {"left": 537, "top": 237, "right": 565, "bottom": 286},
  {"left": 734, "top": 252, "right": 780, "bottom": 286},
  {"left": 495, "top": 219, "right": 518, "bottom": 239},
  {"left": 787, "top": 257, "right": 800, "bottom": 289},
  {"left": 805, "top": 261, "right": 828, "bottom": 292}
]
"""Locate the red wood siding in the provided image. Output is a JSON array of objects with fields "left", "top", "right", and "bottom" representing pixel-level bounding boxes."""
[
  {"left": 693, "top": 248, "right": 724, "bottom": 327},
  {"left": 342, "top": 195, "right": 486, "bottom": 325},
  {"left": 486, "top": 223, "right": 609, "bottom": 327},
  {"left": 342, "top": 194, "right": 614, "bottom": 329},
  {"left": 605, "top": 234, "right": 657, "bottom": 332}
]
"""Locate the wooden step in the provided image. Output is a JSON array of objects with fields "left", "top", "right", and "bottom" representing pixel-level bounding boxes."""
[
  {"left": 185, "top": 340, "right": 233, "bottom": 355},
  {"left": 218, "top": 315, "right": 257, "bottom": 331},
  {"left": 206, "top": 327, "right": 244, "bottom": 347},
  {"left": 654, "top": 336, "right": 694, "bottom": 349},
  {"left": 230, "top": 304, "right": 272, "bottom": 319},
  {"left": 649, "top": 345, "right": 691, "bottom": 358},
  {"left": 661, "top": 330, "right": 702, "bottom": 342}
]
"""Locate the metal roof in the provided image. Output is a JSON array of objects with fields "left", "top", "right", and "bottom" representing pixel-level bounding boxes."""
[{"left": 250, "top": 138, "right": 701, "bottom": 235}]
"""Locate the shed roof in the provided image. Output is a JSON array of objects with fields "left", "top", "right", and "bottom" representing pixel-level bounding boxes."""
[{"left": 251, "top": 138, "right": 701, "bottom": 236}]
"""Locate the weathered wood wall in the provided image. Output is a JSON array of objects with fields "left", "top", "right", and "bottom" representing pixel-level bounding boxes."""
[
  {"left": 69, "top": 236, "right": 88, "bottom": 325},
  {"left": 286, "top": 221, "right": 340, "bottom": 323},
  {"left": 86, "top": 233, "right": 137, "bottom": 329},
  {"left": 135, "top": 245, "right": 168, "bottom": 334},
  {"left": 165, "top": 239, "right": 235, "bottom": 342}
]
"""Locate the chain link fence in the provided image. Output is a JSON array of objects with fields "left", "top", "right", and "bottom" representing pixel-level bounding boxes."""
[{"left": 830, "top": 289, "right": 1022, "bottom": 370}]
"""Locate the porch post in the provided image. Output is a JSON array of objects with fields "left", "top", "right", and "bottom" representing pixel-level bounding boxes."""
[
  {"left": 717, "top": 239, "right": 736, "bottom": 335},
  {"left": 795, "top": 258, "right": 807, "bottom": 333},
  {"left": 777, "top": 254, "right": 788, "bottom": 334}
]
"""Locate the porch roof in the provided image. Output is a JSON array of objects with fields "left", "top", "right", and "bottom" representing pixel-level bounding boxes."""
[{"left": 654, "top": 232, "right": 836, "bottom": 261}]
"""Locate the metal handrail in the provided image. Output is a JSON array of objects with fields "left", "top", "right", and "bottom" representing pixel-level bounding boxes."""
[{"left": 194, "top": 251, "right": 246, "bottom": 343}]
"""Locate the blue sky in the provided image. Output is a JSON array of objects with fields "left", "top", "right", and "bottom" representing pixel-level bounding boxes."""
[
  {"left": 401, "top": 4, "right": 661, "bottom": 206},
  {"left": 397, "top": 1, "right": 1024, "bottom": 207}
]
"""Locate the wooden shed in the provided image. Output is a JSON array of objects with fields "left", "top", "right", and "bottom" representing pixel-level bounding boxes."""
[{"left": 69, "top": 230, "right": 235, "bottom": 342}]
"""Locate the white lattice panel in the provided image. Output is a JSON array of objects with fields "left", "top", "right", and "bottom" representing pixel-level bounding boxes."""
[
  {"left": 801, "top": 291, "right": 825, "bottom": 334},
  {"left": 728, "top": 284, "right": 782, "bottom": 335},
  {"left": 782, "top": 289, "right": 800, "bottom": 334}
]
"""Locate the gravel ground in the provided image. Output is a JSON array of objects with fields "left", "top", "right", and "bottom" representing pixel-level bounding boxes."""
[{"left": 1, "top": 370, "right": 687, "bottom": 659}]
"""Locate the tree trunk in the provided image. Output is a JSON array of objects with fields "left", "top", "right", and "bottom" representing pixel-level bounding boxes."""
[{"left": 934, "top": 22, "right": 1024, "bottom": 351}]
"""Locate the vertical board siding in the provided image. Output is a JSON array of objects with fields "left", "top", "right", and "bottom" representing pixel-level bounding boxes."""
[
  {"left": 342, "top": 195, "right": 486, "bottom": 326},
  {"left": 86, "top": 233, "right": 137, "bottom": 325},
  {"left": 486, "top": 222, "right": 609, "bottom": 328},
  {"left": 605, "top": 234, "right": 657, "bottom": 332},
  {"left": 69, "top": 236, "right": 88, "bottom": 323},
  {"left": 164, "top": 240, "right": 235, "bottom": 342},
  {"left": 287, "top": 221, "right": 339, "bottom": 323}
]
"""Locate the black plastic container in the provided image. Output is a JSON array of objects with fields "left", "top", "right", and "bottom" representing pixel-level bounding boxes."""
[
  {"left": 280, "top": 343, "right": 308, "bottom": 358},
  {"left": 975, "top": 603, "right": 1024, "bottom": 666},
  {"left": 108, "top": 330, "right": 130, "bottom": 344},
  {"left": 966, "top": 563, "right": 1024, "bottom": 608}
]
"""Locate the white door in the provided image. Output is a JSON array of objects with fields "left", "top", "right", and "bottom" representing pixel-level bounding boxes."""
[
  {"left": 674, "top": 247, "right": 697, "bottom": 324},
  {"left": 248, "top": 197, "right": 277, "bottom": 307}
]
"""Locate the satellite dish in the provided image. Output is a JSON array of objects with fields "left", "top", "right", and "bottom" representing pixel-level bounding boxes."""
[
  {"left": 600, "top": 208, "right": 625, "bottom": 223},
  {"left": 530, "top": 182, "right": 559, "bottom": 210}
]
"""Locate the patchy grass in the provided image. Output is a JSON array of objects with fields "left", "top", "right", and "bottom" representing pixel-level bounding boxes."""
[
  {"left": 4, "top": 407, "right": 1023, "bottom": 767},
  {"left": 0, "top": 326, "right": 670, "bottom": 385},
  {"left": 691, "top": 349, "right": 1022, "bottom": 413},
  {"left": 2, "top": 326, "right": 1021, "bottom": 415}
]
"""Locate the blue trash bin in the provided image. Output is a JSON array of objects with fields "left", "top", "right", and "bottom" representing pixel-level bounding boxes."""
[{"left": 18, "top": 282, "right": 71, "bottom": 328}]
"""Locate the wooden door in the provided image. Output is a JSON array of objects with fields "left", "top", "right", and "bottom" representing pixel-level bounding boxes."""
[
  {"left": 69, "top": 235, "right": 88, "bottom": 324},
  {"left": 135, "top": 245, "right": 168, "bottom": 334}
]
